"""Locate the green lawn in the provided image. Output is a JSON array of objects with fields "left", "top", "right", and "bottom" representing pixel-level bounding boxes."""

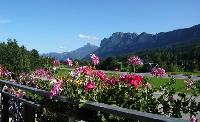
[
  {"left": 146, "top": 77, "right": 187, "bottom": 93},
  {"left": 54, "top": 68, "right": 69, "bottom": 78}
]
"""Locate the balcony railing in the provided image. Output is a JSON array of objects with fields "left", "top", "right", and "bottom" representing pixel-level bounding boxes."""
[{"left": 0, "top": 79, "right": 189, "bottom": 122}]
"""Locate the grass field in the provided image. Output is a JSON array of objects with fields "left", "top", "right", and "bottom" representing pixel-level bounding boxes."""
[
  {"left": 54, "top": 68, "right": 69, "bottom": 78},
  {"left": 146, "top": 77, "right": 186, "bottom": 92}
]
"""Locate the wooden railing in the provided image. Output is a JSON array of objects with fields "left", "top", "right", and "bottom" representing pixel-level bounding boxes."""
[{"left": 0, "top": 79, "right": 189, "bottom": 122}]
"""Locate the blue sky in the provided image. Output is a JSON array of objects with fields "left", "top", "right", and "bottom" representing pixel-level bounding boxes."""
[{"left": 0, "top": 0, "right": 200, "bottom": 53}]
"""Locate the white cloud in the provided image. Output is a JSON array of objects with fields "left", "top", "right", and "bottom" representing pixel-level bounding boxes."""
[
  {"left": 79, "top": 34, "right": 99, "bottom": 41},
  {"left": 59, "top": 46, "right": 66, "bottom": 49},
  {"left": 0, "top": 19, "right": 12, "bottom": 24}
]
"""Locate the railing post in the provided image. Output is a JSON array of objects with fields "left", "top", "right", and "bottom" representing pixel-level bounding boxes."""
[
  {"left": 77, "top": 108, "right": 97, "bottom": 122},
  {"left": 68, "top": 114, "right": 77, "bottom": 122},
  {"left": 23, "top": 104, "right": 35, "bottom": 122},
  {"left": 1, "top": 93, "right": 10, "bottom": 122}
]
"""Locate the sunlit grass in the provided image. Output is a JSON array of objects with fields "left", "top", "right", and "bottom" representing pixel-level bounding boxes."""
[{"left": 145, "top": 77, "right": 187, "bottom": 93}]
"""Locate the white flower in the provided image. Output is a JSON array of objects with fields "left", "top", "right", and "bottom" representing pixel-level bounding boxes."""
[
  {"left": 70, "top": 71, "right": 75, "bottom": 77},
  {"left": 53, "top": 67, "right": 57, "bottom": 71},
  {"left": 50, "top": 79, "right": 57, "bottom": 85}
]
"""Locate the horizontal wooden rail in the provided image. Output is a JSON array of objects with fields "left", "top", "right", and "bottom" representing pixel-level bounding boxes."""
[{"left": 83, "top": 102, "right": 188, "bottom": 122}]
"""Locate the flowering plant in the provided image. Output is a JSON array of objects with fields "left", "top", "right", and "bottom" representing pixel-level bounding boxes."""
[
  {"left": 1, "top": 54, "right": 200, "bottom": 122},
  {"left": 151, "top": 67, "right": 166, "bottom": 77},
  {"left": 128, "top": 56, "right": 143, "bottom": 73},
  {"left": 90, "top": 54, "right": 100, "bottom": 65},
  {"left": 66, "top": 58, "right": 73, "bottom": 67}
]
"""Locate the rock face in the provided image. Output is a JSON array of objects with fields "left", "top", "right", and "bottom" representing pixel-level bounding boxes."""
[
  {"left": 94, "top": 24, "right": 200, "bottom": 58},
  {"left": 43, "top": 43, "right": 99, "bottom": 60}
]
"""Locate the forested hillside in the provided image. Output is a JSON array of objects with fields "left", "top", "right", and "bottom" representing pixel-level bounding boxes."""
[
  {"left": 136, "top": 41, "right": 200, "bottom": 72},
  {"left": 97, "top": 40, "right": 200, "bottom": 72}
]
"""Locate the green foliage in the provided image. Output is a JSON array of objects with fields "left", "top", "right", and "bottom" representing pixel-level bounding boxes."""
[
  {"left": 136, "top": 42, "right": 200, "bottom": 72},
  {"left": 97, "top": 57, "right": 121, "bottom": 71},
  {"left": 0, "top": 39, "right": 52, "bottom": 74}
]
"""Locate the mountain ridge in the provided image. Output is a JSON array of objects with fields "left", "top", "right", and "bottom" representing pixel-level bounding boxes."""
[
  {"left": 42, "top": 43, "right": 98, "bottom": 60},
  {"left": 92, "top": 24, "right": 200, "bottom": 59}
]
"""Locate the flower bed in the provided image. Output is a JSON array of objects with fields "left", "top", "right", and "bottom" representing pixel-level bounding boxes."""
[{"left": 0, "top": 55, "right": 200, "bottom": 122}]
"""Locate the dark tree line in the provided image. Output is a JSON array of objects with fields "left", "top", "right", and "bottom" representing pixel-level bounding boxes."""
[
  {"left": 96, "top": 41, "right": 200, "bottom": 72},
  {"left": 0, "top": 39, "right": 52, "bottom": 74},
  {"left": 137, "top": 42, "right": 200, "bottom": 72}
]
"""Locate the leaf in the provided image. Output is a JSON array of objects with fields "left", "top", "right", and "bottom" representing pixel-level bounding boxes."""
[{"left": 79, "top": 99, "right": 87, "bottom": 108}]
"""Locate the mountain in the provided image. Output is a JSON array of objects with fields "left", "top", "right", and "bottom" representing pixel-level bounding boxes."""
[
  {"left": 92, "top": 24, "right": 200, "bottom": 59},
  {"left": 43, "top": 43, "right": 99, "bottom": 60}
]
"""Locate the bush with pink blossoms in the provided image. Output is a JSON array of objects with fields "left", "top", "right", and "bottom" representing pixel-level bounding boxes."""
[
  {"left": 151, "top": 67, "right": 166, "bottom": 77},
  {"left": 128, "top": 56, "right": 143, "bottom": 73},
  {"left": 50, "top": 79, "right": 63, "bottom": 97},
  {"left": 66, "top": 58, "right": 73, "bottom": 66},
  {"left": 33, "top": 68, "right": 53, "bottom": 80},
  {"left": 53, "top": 60, "right": 60, "bottom": 67},
  {"left": 120, "top": 74, "right": 143, "bottom": 88},
  {"left": 105, "top": 76, "right": 119, "bottom": 85},
  {"left": 90, "top": 54, "right": 100, "bottom": 65},
  {"left": 0, "top": 64, "right": 14, "bottom": 80},
  {"left": 92, "top": 70, "right": 109, "bottom": 82},
  {"left": 128, "top": 56, "right": 143, "bottom": 66},
  {"left": 190, "top": 115, "right": 198, "bottom": 122},
  {"left": 75, "top": 66, "right": 93, "bottom": 76},
  {"left": 83, "top": 81, "right": 96, "bottom": 92}
]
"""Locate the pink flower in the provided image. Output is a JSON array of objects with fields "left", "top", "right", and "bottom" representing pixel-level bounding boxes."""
[
  {"left": 128, "top": 56, "right": 143, "bottom": 66},
  {"left": 92, "top": 70, "right": 109, "bottom": 82},
  {"left": 53, "top": 60, "right": 60, "bottom": 67},
  {"left": 151, "top": 67, "right": 166, "bottom": 77},
  {"left": 15, "top": 89, "right": 26, "bottom": 98},
  {"left": 130, "top": 80, "right": 140, "bottom": 88},
  {"left": 190, "top": 115, "right": 197, "bottom": 122},
  {"left": 120, "top": 74, "right": 143, "bottom": 88},
  {"left": 66, "top": 58, "right": 73, "bottom": 66},
  {"left": 106, "top": 76, "right": 119, "bottom": 85},
  {"left": 50, "top": 79, "right": 63, "bottom": 97},
  {"left": 0, "top": 65, "right": 13, "bottom": 79},
  {"left": 33, "top": 68, "right": 53, "bottom": 80},
  {"left": 84, "top": 81, "right": 96, "bottom": 92},
  {"left": 75, "top": 66, "right": 93, "bottom": 76},
  {"left": 90, "top": 54, "right": 100, "bottom": 65}
]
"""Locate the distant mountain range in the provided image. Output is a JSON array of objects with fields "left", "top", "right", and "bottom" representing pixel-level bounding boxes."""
[
  {"left": 93, "top": 24, "right": 200, "bottom": 59},
  {"left": 42, "top": 43, "right": 98, "bottom": 60},
  {"left": 44, "top": 24, "right": 200, "bottom": 60}
]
